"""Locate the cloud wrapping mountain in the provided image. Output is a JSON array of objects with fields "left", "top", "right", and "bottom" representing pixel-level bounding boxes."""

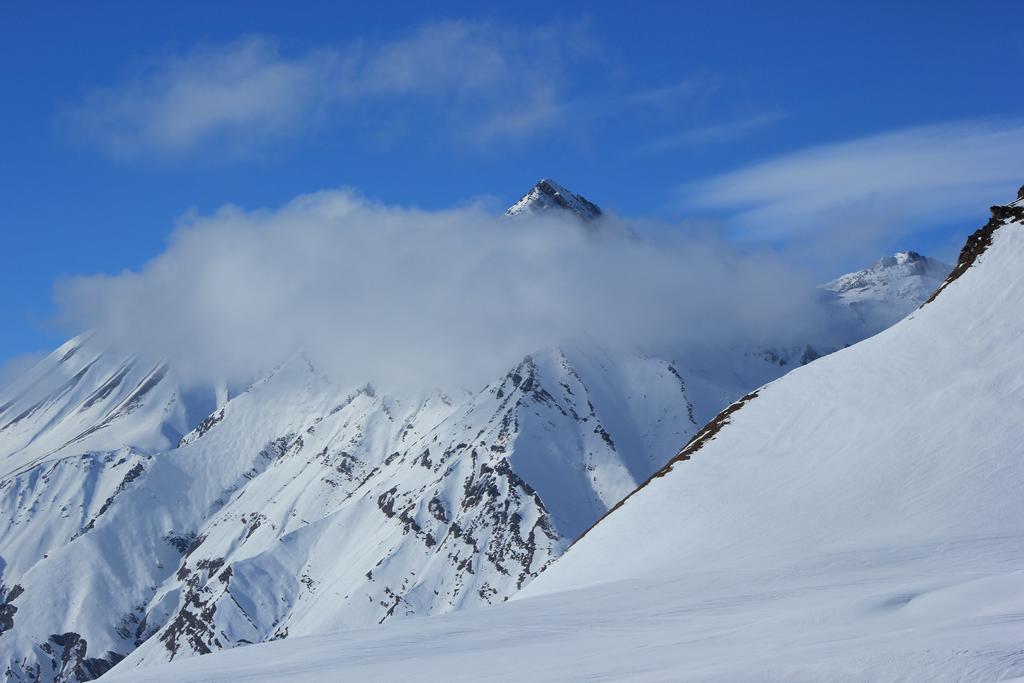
[{"left": 54, "top": 189, "right": 823, "bottom": 389}]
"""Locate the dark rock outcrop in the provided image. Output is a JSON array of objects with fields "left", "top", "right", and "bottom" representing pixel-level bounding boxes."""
[{"left": 924, "top": 190, "right": 1024, "bottom": 305}]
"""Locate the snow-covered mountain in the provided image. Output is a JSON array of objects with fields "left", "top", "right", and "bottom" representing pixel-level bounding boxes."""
[
  {"left": 746, "top": 249, "right": 951, "bottom": 369},
  {"left": 0, "top": 180, "right": 951, "bottom": 681},
  {"left": 504, "top": 179, "right": 603, "bottom": 222},
  {"left": 822, "top": 250, "right": 951, "bottom": 334},
  {"left": 103, "top": 188, "right": 1024, "bottom": 682}
]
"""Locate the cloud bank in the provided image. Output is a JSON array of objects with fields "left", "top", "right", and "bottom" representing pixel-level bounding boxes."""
[
  {"left": 55, "top": 191, "right": 822, "bottom": 390},
  {"left": 684, "top": 120, "right": 1024, "bottom": 245},
  {"left": 67, "top": 22, "right": 591, "bottom": 158}
]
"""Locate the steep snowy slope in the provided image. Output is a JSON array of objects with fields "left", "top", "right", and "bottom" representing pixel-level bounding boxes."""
[
  {"left": 0, "top": 334, "right": 216, "bottom": 476},
  {"left": 0, "top": 343, "right": 722, "bottom": 679},
  {"left": 536, "top": 198, "right": 1023, "bottom": 595},
  {"left": 105, "top": 188, "right": 1024, "bottom": 681},
  {"left": 0, "top": 180, "right": 954, "bottom": 681}
]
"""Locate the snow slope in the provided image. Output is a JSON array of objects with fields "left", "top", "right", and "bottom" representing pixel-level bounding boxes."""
[
  {"left": 535, "top": 196, "right": 1024, "bottom": 595},
  {"left": 104, "top": 189, "right": 1024, "bottom": 681},
  {"left": 0, "top": 180, "right": 953, "bottom": 681},
  {"left": 0, "top": 344, "right": 716, "bottom": 679}
]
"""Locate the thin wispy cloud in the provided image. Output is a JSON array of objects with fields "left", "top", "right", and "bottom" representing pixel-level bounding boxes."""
[
  {"left": 66, "top": 22, "right": 591, "bottom": 158},
  {"left": 617, "top": 76, "right": 721, "bottom": 110},
  {"left": 562, "top": 74, "right": 723, "bottom": 131},
  {"left": 684, "top": 120, "right": 1024, "bottom": 243},
  {"left": 646, "top": 111, "right": 783, "bottom": 152}
]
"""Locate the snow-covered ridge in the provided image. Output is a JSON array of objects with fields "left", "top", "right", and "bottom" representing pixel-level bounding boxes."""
[
  {"left": 0, "top": 180, "right": 957, "bottom": 682},
  {"left": 504, "top": 178, "right": 603, "bottom": 221},
  {"left": 102, "top": 185, "right": 1024, "bottom": 681},
  {"left": 0, "top": 341, "right": 712, "bottom": 680}
]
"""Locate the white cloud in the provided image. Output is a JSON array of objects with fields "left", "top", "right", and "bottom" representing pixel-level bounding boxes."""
[
  {"left": 68, "top": 36, "right": 336, "bottom": 158},
  {"left": 54, "top": 191, "right": 822, "bottom": 390},
  {"left": 684, "top": 120, "right": 1024, "bottom": 243},
  {"left": 67, "top": 22, "right": 587, "bottom": 158}
]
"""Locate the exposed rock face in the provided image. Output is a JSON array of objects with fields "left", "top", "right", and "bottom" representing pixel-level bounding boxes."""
[
  {"left": 505, "top": 179, "right": 603, "bottom": 222},
  {"left": 924, "top": 190, "right": 1024, "bottom": 305},
  {"left": 36, "top": 632, "right": 124, "bottom": 682},
  {"left": 0, "top": 584, "right": 23, "bottom": 634}
]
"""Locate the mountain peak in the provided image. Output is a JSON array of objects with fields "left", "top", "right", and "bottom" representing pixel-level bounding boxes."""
[
  {"left": 827, "top": 250, "right": 951, "bottom": 296},
  {"left": 820, "top": 249, "right": 952, "bottom": 334},
  {"left": 892, "top": 250, "right": 923, "bottom": 265},
  {"left": 505, "top": 179, "right": 603, "bottom": 222}
]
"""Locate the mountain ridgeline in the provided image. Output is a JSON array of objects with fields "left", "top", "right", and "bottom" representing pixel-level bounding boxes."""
[
  {"left": 100, "top": 185, "right": 1024, "bottom": 682},
  {"left": 0, "top": 180, "right": 952, "bottom": 681}
]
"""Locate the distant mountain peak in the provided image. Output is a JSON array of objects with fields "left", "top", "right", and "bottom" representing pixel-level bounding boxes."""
[
  {"left": 892, "top": 250, "right": 923, "bottom": 264},
  {"left": 867, "top": 250, "right": 930, "bottom": 270},
  {"left": 505, "top": 179, "right": 603, "bottom": 222},
  {"left": 816, "top": 249, "right": 952, "bottom": 338},
  {"left": 826, "top": 251, "right": 951, "bottom": 296}
]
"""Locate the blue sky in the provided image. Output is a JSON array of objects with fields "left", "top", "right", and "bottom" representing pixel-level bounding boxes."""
[{"left": 1, "top": 0, "right": 1022, "bottom": 367}]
